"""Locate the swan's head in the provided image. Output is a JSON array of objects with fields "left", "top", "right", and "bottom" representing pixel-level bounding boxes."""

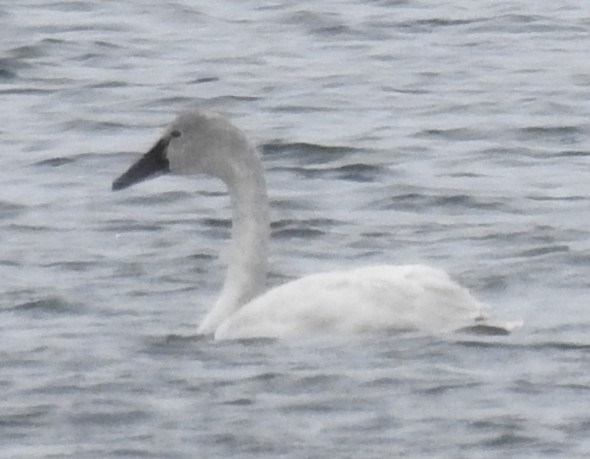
[{"left": 112, "top": 110, "right": 252, "bottom": 191}]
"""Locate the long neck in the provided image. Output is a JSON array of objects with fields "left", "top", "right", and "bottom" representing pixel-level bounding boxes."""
[{"left": 197, "top": 148, "right": 269, "bottom": 335}]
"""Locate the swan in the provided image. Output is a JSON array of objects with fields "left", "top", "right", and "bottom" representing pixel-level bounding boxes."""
[{"left": 112, "top": 109, "right": 516, "bottom": 340}]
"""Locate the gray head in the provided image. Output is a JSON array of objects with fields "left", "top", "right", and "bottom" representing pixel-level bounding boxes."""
[{"left": 112, "top": 110, "right": 254, "bottom": 191}]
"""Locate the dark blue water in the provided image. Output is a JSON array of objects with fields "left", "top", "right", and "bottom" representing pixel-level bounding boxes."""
[{"left": 1, "top": 1, "right": 589, "bottom": 457}]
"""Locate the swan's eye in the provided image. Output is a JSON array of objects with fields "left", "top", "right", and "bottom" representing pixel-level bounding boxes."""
[{"left": 170, "top": 130, "right": 182, "bottom": 138}]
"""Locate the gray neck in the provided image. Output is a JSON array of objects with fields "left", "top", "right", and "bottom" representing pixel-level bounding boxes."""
[{"left": 197, "top": 148, "right": 269, "bottom": 334}]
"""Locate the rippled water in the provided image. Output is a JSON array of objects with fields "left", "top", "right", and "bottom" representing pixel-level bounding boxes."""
[{"left": 1, "top": 1, "right": 589, "bottom": 458}]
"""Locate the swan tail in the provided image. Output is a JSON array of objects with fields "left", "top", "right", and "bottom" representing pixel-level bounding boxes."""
[{"left": 458, "top": 317, "right": 523, "bottom": 336}]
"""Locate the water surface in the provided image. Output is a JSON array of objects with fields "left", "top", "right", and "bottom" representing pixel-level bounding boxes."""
[{"left": 1, "top": 1, "right": 589, "bottom": 458}]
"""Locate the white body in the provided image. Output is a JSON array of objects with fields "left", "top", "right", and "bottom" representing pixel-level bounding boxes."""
[
  {"left": 214, "top": 264, "right": 485, "bottom": 340},
  {"left": 115, "top": 110, "right": 516, "bottom": 340}
]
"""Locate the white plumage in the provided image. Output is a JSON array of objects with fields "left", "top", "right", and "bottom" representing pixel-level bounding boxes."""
[{"left": 112, "top": 109, "right": 516, "bottom": 340}]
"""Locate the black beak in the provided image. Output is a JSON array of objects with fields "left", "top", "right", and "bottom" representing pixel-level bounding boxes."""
[{"left": 112, "top": 137, "right": 170, "bottom": 191}]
